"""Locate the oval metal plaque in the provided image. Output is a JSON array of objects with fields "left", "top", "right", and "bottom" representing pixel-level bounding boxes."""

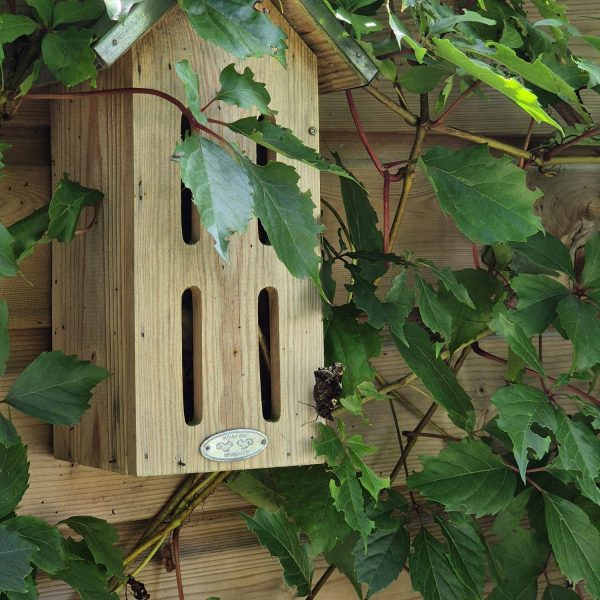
[{"left": 200, "top": 429, "right": 268, "bottom": 462}]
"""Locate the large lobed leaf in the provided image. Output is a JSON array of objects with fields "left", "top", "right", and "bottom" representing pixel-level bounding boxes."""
[
  {"left": 4, "top": 351, "right": 109, "bottom": 425},
  {"left": 179, "top": 0, "right": 287, "bottom": 66},
  {"left": 408, "top": 438, "right": 516, "bottom": 517},
  {"left": 242, "top": 508, "right": 313, "bottom": 596},
  {"left": 419, "top": 144, "right": 543, "bottom": 245},
  {"left": 215, "top": 64, "right": 273, "bottom": 115},
  {"left": 41, "top": 28, "right": 97, "bottom": 87}
]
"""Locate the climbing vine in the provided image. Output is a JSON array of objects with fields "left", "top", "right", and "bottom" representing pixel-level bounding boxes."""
[{"left": 1, "top": 0, "right": 600, "bottom": 599}]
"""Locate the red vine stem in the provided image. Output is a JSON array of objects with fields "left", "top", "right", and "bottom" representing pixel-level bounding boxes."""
[
  {"left": 305, "top": 564, "right": 336, "bottom": 600},
  {"left": 432, "top": 80, "right": 481, "bottom": 126},
  {"left": 383, "top": 172, "right": 391, "bottom": 252},
  {"left": 471, "top": 244, "right": 480, "bottom": 269},
  {"left": 518, "top": 118, "right": 536, "bottom": 169},
  {"left": 544, "top": 125, "right": 600, "bottom": 160},
  {"left": 402, "top": 431, "right": 460, "bottom": 442},
  {"left": 346, "top": 90, "right": 385, "bottom": 175},
  {"left": 472, "top": 343, "right": 600, "bottom": 407}
]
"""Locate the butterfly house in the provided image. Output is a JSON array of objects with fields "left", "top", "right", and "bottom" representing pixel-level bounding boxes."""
[{"left": 51, "top": 0, "right": 376, "bottom": 475}]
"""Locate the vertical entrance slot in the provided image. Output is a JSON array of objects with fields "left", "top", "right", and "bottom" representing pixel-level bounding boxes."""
[
  {"left": 256, "top": 116, "right": 275, "bottom": 245},
  {"left": 182, "top": 287, "right": 202, "bottom": 425},
  {"left": 258, "top": 287, "right": 280, "bottom": 422},
  {"left": 181, "top": 116, "right": 200, "bottom": 245}
]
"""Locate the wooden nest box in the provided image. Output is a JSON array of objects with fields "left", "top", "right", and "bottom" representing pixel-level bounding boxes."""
[{"left": 52, "top": 0, "right": 376, "bottom": 475}]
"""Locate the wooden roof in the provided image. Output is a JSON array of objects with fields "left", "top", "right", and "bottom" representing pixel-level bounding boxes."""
[{"left": 92, "top": 0, "right": 377, "bottom": 93}]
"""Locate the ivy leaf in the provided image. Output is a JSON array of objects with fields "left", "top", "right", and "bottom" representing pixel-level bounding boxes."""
[
  {"left": 52, "top": 545, "right": 117, "bottom": 600},
  {"left": 0, "top": 414, "right": 19, "bottom": 448},
  {"left": 432, "top": 38, "right": 561, "bottom": 129},
  {"left": 52, "top": 0, "right": 106, "bottom": 26},
  {"left": 46, "top": 175, "right": 104, "bottom": 243},
  {"left": 553, "top": 409, "right": 600, "bottom": 503},
  {"left": 325, "top": 304, "right": 381, "bottom": 394},
  {"left": 393, "top": 324, "right": 475, "bottom": 431},
  {"left": 4, "top": 516, "right": 65, "bottom": 574},
  {"left": 510, "top": 275, "right": 569, "bottom": 336},
  {"left": 557, "top": 296, "right": 600, "bottom": 371},
  {"left": 464, "top": 42, "right": 588, "bottom": 121},
  {"left": 489, "top": 310, "right": 545, "bottom": 376},
  {"left": 0, "top": 225, "right": 19, "bottom": 280},
  {"left": 490, "top": 384, "right": 557, "bottom": 481},
  {"left": 60, "top": 516, "right": 123, "bottom": 578},
  {"left": 542, "top": 584, "right": 579, "bottom": 600},
  {"left": 347, "top": 268, "right": 412, "bottom": 344},
  {"left": 415, "top": 274, "right": 452, "bottom": 340},
  {"left": 509, "top": 232, "right": 575, "bottom": 279},
  {"left": 419, "top": 144, "right": 543, "bottom": 244},
  {"left": 179, "top": 0, "right": 287, "bottom": 66},
  {"left": 176, "top": 134, "right": 253, "bottom": 261},
  {"left": 242, "top": 508, "right": 313, "bottom": 596},
  {"left": 436, "top": 516, "right": 485, "bottom": 600},
  {"left": 0, "top": 436, "right": 29, "bottom": 520},
  {"left": 227, "top": 117, "right": 354, "bottom": 180},
  {"left": 417, "top": 260, "right": 475, "bottom": 309},
  {"left": 0, "top": 527, "right": 34, "bottom": 593},
  {"left": 244, "top": 160, "right": 322, "bottom": 288},
  {"left": 352, "top": 521, "right": 410, "bottom": 599},
  {"left": 544, "top": 494, "right": 600, "bottom": 597},
  {"left": 410, "top": 528, "right": 465, "bottom": 600},
  {"left": 215, "top": 64, "right": 273, "bottom": 115},
  {"left": 582, "top": 232, "right": 600, "bottom": 288},
  {"left": 175, "top": 60, "right": 208, "bottom": 126},
  {"left": 4, "top": 351, "right": 109, "bottom": 425},
  {"left": 7, "top": 207, "right": 50, "bottom": 264},
  {"left": 408, "top": 438, "right": 516, "bottom": 517},
  {"left": 42, "top": 28, "right": 97, "bottom": 87},
  {"left": 0, "top": 299, "right": 9, "bottom": 378}
]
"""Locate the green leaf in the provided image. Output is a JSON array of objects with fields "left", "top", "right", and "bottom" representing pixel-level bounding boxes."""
[
  {"left": 554, "top": 409, "right": 600, "bottom": 503},
  {"left": 490, "top": 384, "right": 557, "bottom": 481},
  {"left": 388, "top": 9, "right": 426, "bottom": 63},
  {"left": 25, "top": 0, "right": 53, "bottom": 26},
  {"left": 175, "top": 60, "right": 207, "bottom": 126},
  {"left": 52, "top": 0, "right": 106, "bottom": 26},
  {"left": 410, "top": 528, "right": 466, "bottom": 600},
  {"left": 215, "top": 64, "right": 273, "bottom": 115},
  {"left": 4, "top": 516, "right": 65, "bottom": 574},
  {"left": 353, "top": 521, "right": 409, "bottom": 599},
  {"left": 179, "top": 0, "right": 287, "bottom": 66},
  {"left": 6, "top": 574, "right": 38, "bottom": 600},
  {"left": 0, "top": 142, "right": 9, "bottom": 173},
  {"left": 0, "top": 225, "right": 19, "bottom": 280},
  {"left": 576, "top": 58, "right": 600, "bottom": 89},
  {"left": 464, "top": 42, "right": 588, "bottom": 121},
  {"left": 0, "top": 414, "right": 19, "bottom": 448},
  {"left": 7, "top": 207, "right": 50, "bottom": 264},
  {"left": 509, "top": 232, "right": 575, "bottom": 279},
  {"left": 419, "top": 144, "right": 543, "bottom": 244},
  {"left": 398, "top": 65, "right": 448, "bottom": 94},
  {"left": 557, "top": 296, "right": 600, "bottom": 371},
  {"left": 176, "top": 134, "right": 253, "bottom": 260},
  {"left": 491, "top": 489, "right": 532, "bottom": 538},
  {"left": 228, "top": 117, "right": 353, "bottom": 180},
  {"left": 0, "top": 527, "right": 34, "bottom": 594},
  {"left": 417, "top": 260, "right": 475, "bottom": 309},
  {"left": 428, "top": 10, "right": 496, "bottom": 35},
  {"left": 52, "top": 548, "right": 117, "bottom": 600},
  {"left": 5, "top": 351, "right": 109, "bottom": 425},
  {"left": 102, "top": 0, "right": 143, "bottom": 21},
  {"left": 0, "top": 436, "right": 29, "bottom": 520},
  {"left": 432, "top": 38, "right": 561, "bottom": 129},
  {"left": 408, "top": 438, "right": 517, "bottom": 517},
  {"left": 245, "top": 160, "right": 321, "bottom": 287},
  {"left": 324, "top": 533, "right": 363, "bottom": 599},
  {"left": 393, "top": 324, "right": 475, "bottom": 431},
  {"left": 46, "top": 175, "right": 104, "bottom": 243},
  {"left": 583, "top": 232, "right": 600, "bottom": 288},
  {"left": 544, "top": 493, "right": 600, "bottom": 597},
  {"left": 510, "top": 275, "right": 569, "bottom": 336},
  {"left": 0, "top": 299, "right": 9, "bottom": 378},
  {"left": 415, "top": 274, "right": 452, "bottom": 340},
  {"left": 0, "top": 14, "right": 37, "bottom": 45},
  {"left": 489, "top": 310, "right": 545, "bottom": 376},
  {"left": 347, "top": 268, "right": 412, "bottom": 344},
  {"left": 242, "top": 508, "right": 313, "bottom": 596},
  {"left": 543, "top": 584, "right": 579, "bottom": 600},
  {"left": 324, "top": 304, "right": 382, "bottom": 394},
  {"left": 436, "top": 516, "right": 485, "bottom": 600},
  {"left": 41, "top": 28, "right": 97, "bottom": 87},
  {"left": 60, "top": 516, "right": 122, "bottom": 578}
]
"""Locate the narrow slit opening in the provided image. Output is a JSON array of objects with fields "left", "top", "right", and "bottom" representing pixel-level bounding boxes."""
[
  {"left": 182, "top": 287, "right": 202, "bottom": 425},
  {"left": 258, "top": 287, "right": 281, "bottom": 422},
  {"left": 181, "top": 116, "right": 200, "bottom": 245},
  {"left": 256, "top": 115, "right": 276, "bottom": 245}
]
